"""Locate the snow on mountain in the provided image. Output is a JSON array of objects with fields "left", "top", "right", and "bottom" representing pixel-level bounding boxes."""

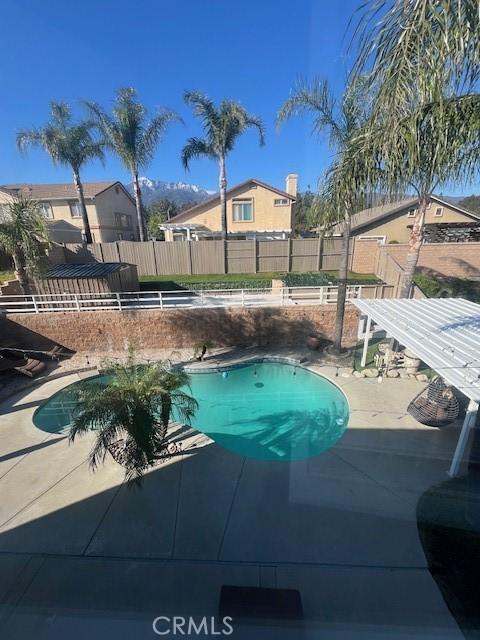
[{"left": 129, "top": 177, "right": 216, "bottom": 207}]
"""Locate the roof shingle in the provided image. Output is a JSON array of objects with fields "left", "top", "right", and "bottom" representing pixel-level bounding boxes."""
[{"left": 0, "top": 181, "right": 119, "bottom": 200}]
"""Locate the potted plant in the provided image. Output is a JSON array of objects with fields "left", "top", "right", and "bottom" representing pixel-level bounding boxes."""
[{"left": 69, "top": 354, "right": 197, "bottom": 487}]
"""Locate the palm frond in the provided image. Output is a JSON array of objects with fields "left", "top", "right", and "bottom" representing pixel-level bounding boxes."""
[
  {"left": 277, "top": 77, "right": 343, "bottom": 146},
  {"left": 181, "top": 137, "right": 215, "bottom": 170},
  {"left": 85, "top": 90, "right": 179, "bottom": 173},
  {"left": 17, "top": 102, "right": 104, "bottom": 173},
  {"left": 183, "top": 91, "right": 265, "bottom": 163},
  {"left": 0, "top": 196, "right": 49, "bottom": 274},
  {"left": 351, "top": 0, "right": 480, "bottom": 118},
  {"left": 68, "top": 354, "right": 197, "bottom": 488},
  {"left": 138, "top": 110, "right": 183, "bottom": 166}
]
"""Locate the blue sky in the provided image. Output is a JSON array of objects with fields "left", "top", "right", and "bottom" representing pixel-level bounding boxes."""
[{"left": 0, "top": 0, "right": 477, "bottom": 197}]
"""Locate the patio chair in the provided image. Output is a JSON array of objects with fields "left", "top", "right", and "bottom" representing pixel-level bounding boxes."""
[
  {"left": 14, "top": 357, "right": 47, "bottom": 378},
  {"left": 407, "top": 376, "right": 460, "bottom": 427}
]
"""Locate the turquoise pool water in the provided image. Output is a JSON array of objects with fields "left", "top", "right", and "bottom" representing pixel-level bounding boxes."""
[{"left": 33, "top": 361, "right": 349, "bottom": 461}]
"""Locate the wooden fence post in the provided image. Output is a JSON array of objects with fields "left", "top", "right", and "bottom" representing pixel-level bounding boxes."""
[
  {"left": 253, "top": 239, "right": 257, "bottom": 273},
  {"left": 151, "top": 240, "right": 159, "bottom": 275},
  {"left": 317, "top": 236, "right": 323, "bottom": 271},
  {"left": 187, "top": 241, "right": 193, "bottom": 274},
  {"left": 287, "top": 238, "right": 292, "bottom": 272}
]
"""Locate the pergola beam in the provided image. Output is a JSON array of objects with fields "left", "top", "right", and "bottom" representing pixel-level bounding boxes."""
[{"left": 361, "top": 316, "right": 372, "bottom": 368}]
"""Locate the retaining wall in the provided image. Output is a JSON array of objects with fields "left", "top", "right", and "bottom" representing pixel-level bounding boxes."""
[{"left": 4, "top": 306, "right": 360, "bottom": 353}]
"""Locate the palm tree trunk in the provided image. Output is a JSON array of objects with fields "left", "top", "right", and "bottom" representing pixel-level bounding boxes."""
[
  {"left": 73, "top": 169, "right": 93, "bottom": 244},
  {"left": 332, "top": 210, "right": 351, "bottom": 355},
  {"left": 160, "top": 393, "right": 172, "bottom": 442},
  {"left": 12, "top": 249, "right": 31, "bottom": 295},
  {"left": 399, "top": 196, "right": 428, "bottom": 299},
  {"left": 133, "top": 171, "right": 146, "bottom": 242},
  {"left": 219, "top": 156, "right": 227, "bottom": 239}
]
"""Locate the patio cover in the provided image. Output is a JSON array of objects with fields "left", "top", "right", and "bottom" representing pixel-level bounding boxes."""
[{"left": 352, "top": 297, "right": 480, "bottom": 476}]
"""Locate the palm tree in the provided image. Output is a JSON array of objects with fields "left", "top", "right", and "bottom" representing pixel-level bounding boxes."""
[
  {"left": 351, "top": 0, "right": 480, "bottom": 297},
  {"left": 182, "top": 91, "right": 265, "bottom": 238},
  {"left": 17, "top": 102, "right": 104, "bottom": 244},
  {"left": 0, "top": 196, "right": 49, "bottom": 295},
  {"left": 364, "top": 93, "right": 480, "bottom": 298},
  {"left": 84, "top": 88, "right": 180, "bottom": 242},
  {"left": 69, "top": 356, "right": 197, "bottom": 486},
  {"left": 351, "top": 0, "right": 480, "bottom": 121},
  {"left": 277, "top": 78, "right": 373, "bottom": 353}
]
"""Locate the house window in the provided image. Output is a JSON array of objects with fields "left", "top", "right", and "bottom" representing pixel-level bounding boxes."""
[
  {"left": 69, "top": 201, "right": 82, "bottom": 218},
  {"left": 434, "top": 206, "right": 443, "bottom": 217},
  {"left": 407, "top": 209, "right": 416, "bottom": 217},
  {"left": 232, "top": 199, "right": 253, "bottom": 221},
  {"left": 274, "top": 198, "right": 289, "bottom": 206},
  {"left": 39, "top": 201, "right": 53, "bottom": 219},
  {"left": 115, "top": 213, "right": 132, "bottom": 228}
]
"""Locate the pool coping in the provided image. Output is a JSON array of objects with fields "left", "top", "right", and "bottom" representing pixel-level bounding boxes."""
[{"left": 182, "top": 354, "right": 303, "bottom": 373}]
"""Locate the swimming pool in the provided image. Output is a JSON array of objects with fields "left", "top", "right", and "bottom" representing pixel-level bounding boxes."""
[{"left": 33, "top": 360, "right": 349, "bottom": 461}]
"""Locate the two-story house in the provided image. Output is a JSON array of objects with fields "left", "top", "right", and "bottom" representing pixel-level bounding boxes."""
[
  {"left": 161, "top": 174, "right": 298, "bottom": 241},
  {"left": 0, "top": 181, "right": 138, "bottom": 243}
]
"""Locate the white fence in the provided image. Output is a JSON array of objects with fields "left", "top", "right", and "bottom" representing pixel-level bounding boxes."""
[{"left": 0, "top": 284, "right": 392, "bottom": 314}]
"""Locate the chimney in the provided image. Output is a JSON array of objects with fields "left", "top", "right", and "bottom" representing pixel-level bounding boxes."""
[{"left": 285, "top": 174, "right": 298, "bottom": 197}]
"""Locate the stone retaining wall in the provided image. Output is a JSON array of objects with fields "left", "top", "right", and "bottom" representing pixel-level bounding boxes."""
[{"left": 4, "top": 306, "right": 360, "bottom": 353}]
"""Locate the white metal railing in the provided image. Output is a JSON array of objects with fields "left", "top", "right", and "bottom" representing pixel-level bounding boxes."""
[{"left": 0, "top": 284, "right": 389, "bottom": 314}]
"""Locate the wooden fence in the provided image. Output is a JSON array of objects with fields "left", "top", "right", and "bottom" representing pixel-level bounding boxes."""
[
  {"left": 374, "top": 247, "right": 405, "bottom": 297},
  {"left": 56, "top": 238, "right": 353, "bottom": 276}
]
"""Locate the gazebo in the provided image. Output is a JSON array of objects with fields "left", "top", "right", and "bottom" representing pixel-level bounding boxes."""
[{"left": 353, "top": 297, "right": 480, "bottom": 477}]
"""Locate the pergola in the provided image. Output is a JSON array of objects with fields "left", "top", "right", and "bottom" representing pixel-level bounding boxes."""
[{"left": 353, "top": 297, "right": 480, "bottom": 477}]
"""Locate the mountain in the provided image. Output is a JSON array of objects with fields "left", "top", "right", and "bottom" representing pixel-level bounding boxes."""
[{"left": 129, "top": 177, "right": 215, "bottom": 207}]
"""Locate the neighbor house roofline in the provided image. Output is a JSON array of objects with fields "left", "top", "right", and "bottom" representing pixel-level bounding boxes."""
[
  {"left": 326, "top": 194, "right": 480, "bottom": 234},
  {"left": 0, "top": 180, "right": 135, "bottom": 205},
  {"left": 170, "top": 178, "right": 296, "bottom": 223}
]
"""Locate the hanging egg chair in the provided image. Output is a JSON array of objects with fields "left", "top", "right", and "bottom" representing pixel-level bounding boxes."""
[{"left": 407, "top": 376, "right": 460, "bottom": 427}]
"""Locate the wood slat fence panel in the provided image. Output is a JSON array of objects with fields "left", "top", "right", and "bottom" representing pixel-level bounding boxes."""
[
  {"left": 60, "top": 238, "right": 356, "bottom": 276},
  {"left": 154, "top": 242, "right": 191, "bottom": 275},
  {"left": 226, "top": 240, "right": 255, "bottom": 273},
  {"left": 191, "top": 240, "right": 225, "bottom": 274}
]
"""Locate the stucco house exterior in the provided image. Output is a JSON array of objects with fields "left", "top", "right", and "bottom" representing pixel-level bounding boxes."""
[
  {"left": 161, "top": 174, "right": 298, "bottom": 241},
  {"left": 0, "top": 181, "right": 138, "bottom": 243},
  {"left": 327, "top": 195, "right": 480, "bottom": 244}
]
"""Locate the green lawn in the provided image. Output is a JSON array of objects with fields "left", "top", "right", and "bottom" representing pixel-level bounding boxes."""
[
  {"left": 352, "top": 334, "right": 434, "bottom": 377},
  {"left": 140, "top": 270, "right": 380, "bottom": 290},
  {"left": 140, "top": 272, "right": 282, "bottom": 284},
  {"left": 0, "top": 270, "right": 14, "bottom": 285}
]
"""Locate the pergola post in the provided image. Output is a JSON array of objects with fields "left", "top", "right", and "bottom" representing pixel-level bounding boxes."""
[
  {"left": 361, "top": 316, "right": 372, "bottom": 368},
  {"left": 449, "top": 399, "right": 479, "bottom": 477}
]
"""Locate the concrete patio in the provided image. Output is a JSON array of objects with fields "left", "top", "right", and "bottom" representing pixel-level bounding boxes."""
[{"left": 0, "top": 361, "right": 466, "bottom": 638}]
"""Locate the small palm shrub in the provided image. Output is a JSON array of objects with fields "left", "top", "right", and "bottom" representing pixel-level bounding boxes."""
[{"left": 69, "top": 355, "right": 197, "bottom": 486}]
